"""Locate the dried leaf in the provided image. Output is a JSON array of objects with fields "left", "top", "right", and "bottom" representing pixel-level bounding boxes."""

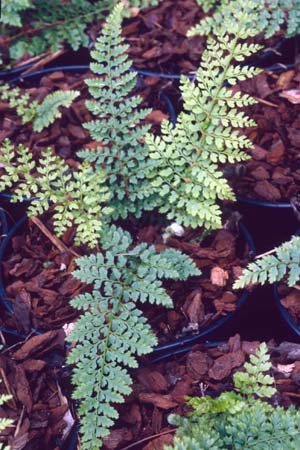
[
  {"left": 15, "top": 366, "right": 33, "bottom": 413},
  {"left": 279, "top": 89, "right": 300, "bottom": 104},
  {"left": 210, "top": 267, "right": 229, "bottom": 287},
  {"left": 12, "top": 331, "right": 62, "bottom": 361},
  {"left": 138, "top": 393, "right": 177, "bottom": 409},
  {"left": 208, "top": 351, "right": 245, "bottom": 380},
  {"left": 186, "top": 351, "right": 209, "bottom": 380}
]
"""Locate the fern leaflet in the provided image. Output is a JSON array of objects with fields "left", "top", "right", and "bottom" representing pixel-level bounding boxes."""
[{"left": 234, "top": 236, "right": 300, "bottom": 289}]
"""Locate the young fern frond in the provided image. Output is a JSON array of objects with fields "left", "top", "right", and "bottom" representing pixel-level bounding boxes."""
[
  {"left": 0, "top": 84, "right": 79, "bottom": 132},
  {"left": 0, "top": 379, "right": 13, "bottom": 450},
  {"left": 166, "top": 344, "right": 300, "bottom": 450},
  {"left": 146, "top": 10, "right": 261, "bottom": 231},
  {"left": 67, "top": 225, "right": 200, "bottom": 449},
  {"left": 78, "top": 3, "right": 160, "bottom": 220},
  {"left": 192, "top": 0, "right": 300, "bottom": 39},
  {"left": 0, "top": 139, "right": 112, "bottom": 247},
  {"left": 233, "top": 342, "right": 276, "bottom": 398},
  {"left": 234, "top": 236, "right": 300, "bottom": 289}
]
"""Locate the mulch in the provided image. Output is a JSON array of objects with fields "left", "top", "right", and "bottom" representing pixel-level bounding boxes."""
[
  {"left": 3, "top": 332, "right": 300, "bottom": 449},
  {"left": 230, "top": 69, "right": 300, "bottom": 203}
]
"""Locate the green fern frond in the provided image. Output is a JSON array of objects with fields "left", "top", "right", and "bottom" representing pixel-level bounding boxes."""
[
  {"left": 0, "top": 84, "right": 79, "bottom": 132},
  {"left": 146, "top": 10, "right": 261, "bottom": 231},
  {"left": 0, "top": 379, "right": 13, "bottom": 450},
  {"left": 1, "top": 0, "right": 161, "bottom": 63},
  {"left": 34, "top": 90, "right": 80, "bottom": 131},
  {"left": 0, "top": 139, "right": 112, "bottom": 247},
  {"left": 234, "top": 236, "right": 300, "bottom": 289},
  {"left": 67, "top": 225, "right": 200, "bottom": 449},
  {"left": 165, "top": 344, "right": 300, "bottom": 450},
  {"left": 233, "top": 342, "right": 276, "bottom": 398},
  {"left": 191, "top": 0, "right": 300, "bottom": 39},
  {"left": 3, "top": 0, "right": 112, "bottom": 61},
  {"left": 196, "top": 0, "right": 218, "bottom": 13},
  {"left": 78, "top": 3, "right": 159, "bottom": 220},
  {"left": 2, "top": 0, "right": 30, "bottom": 27}
]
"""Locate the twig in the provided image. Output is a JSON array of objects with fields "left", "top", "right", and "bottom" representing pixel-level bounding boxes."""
[
  {"left": 283, "top": 392, "right": 300, "bottom": 398},
  {"left": 0, "top": 368, "right": 17, "bottom": 409},
  {"left": 21, "top": 50, "right": 65, "bottom": 75},
  {"left": 14, "top": 406, "right": 25, "bottom": 437},
  {"left": 14, "top": 53, "right": 48, "bottom": 68},
  {"left": 255, "top": 248, "right": 277, "bottom": 259},
  {"left": 30, "top": 216, "right": 80, "bottom": 258},
  {"left": 253, "top": 96, "right": 278, "bottom": 108},
  {"left": 0, "top": 331, "right": 6, "bottom": 346},
  {"left": 119, "top": 429, "right": 176, "bottom": 450}
]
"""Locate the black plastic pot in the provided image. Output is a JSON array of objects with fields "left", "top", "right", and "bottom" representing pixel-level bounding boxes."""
[
  {"left": 150, "top": 222, "right": 256, "bottom": 360},
  {"left": 236, "top": 196, "right": 299, "bottom": 254},
  {"left": 274, "top": 283, "right": 300, "bottom": 342},
  {"left": 6, "top": 66, "right": 177, "bottom": 125},
  {"left": 2, "top": 33, "right": 297, "bottom": 83}
]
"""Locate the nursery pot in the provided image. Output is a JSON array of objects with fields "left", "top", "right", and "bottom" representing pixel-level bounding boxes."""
[
  {"left": 274, "top": 283, "right": 300, "bottom": 342},
  {"left": 151, "top": 222, "right": 256, "bottom": 360},
  {"left": 236, "top": 196, "right": 298, "bottom": 254}
]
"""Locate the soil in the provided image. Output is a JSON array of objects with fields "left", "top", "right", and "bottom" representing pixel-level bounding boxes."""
[
  {"left": 230, "top": 69, "right": 300, "bottom": 204},
  {"left": 278, "top": 285, "right": 300, "bottom": 328},
  {"left": 2, "top": 332, "right": 300, "bottom": 450}
]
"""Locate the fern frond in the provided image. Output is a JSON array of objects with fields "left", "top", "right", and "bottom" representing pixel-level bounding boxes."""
[
  {"left": 2, "top": 0, "right": 30, "bottom": 27},
  {"left": 0, "top": 139, "right": 112, "bottom": 247},
  {"left": 67, "top": 225, "right": 199, "bottom": 449},
  {"left": 146, "top": 10, "right": 261, "bottom": 231},
  {"left": 0, "top": 84, "right": 79, "bottom": 132},
  {"left": 166, "top": 344, "right": 300, "bottom": 450},
  {"left": 234, "top": 236, "right": 300, "bottom": 289},
  {"left": 191, "top": 0, "right": 300, "bottom": 39},
  {"left": 0, "top": 379, "right": 13, "bottom": 450},
  {"left": 78, "top": 2, "right": 160, "bottom": 220},
  {"left": 233, "top": 342, "right": 276, "bottom": 398},
  {"left": 3, "top": 0, "right": 113, "bottom": 60},
  {"left": 34, "top": 90, "right": 80, "bottom": 131},
  {"left": 196, "top": 0, "right": 218, "bottom": 13}
]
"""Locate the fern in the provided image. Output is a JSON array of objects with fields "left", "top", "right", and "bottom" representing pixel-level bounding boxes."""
[
  {"left": 145, "top": 7, "right": 261, "bottom": 231},
  {"left": 192, "top": 0, "right": 300, "bottom": 39},
  {"left": 66, "top": 225, "right": 200, "bottom": 450},
  {"left": 165, "top": 344, "right": 300, "bottom": 450},
  {"left": 0, "top": 379, "right": 13, "bottom": 450},
  {"left": 196, "top": 0, "right": 217, "bottom": 13},
  {"left": 233, "top": 342, "right": 276, "bottom": 398},
  {"left": 234, "top": 236, "right": 300, "bottom": 289},
  {"left": 78, "top": 3, "right": 160, "bottom": 220},
  {"left": 1, "top": 0, "right": 30, "bottom": 27},
  {"left": 0, "top": 84, "right": 79, "bottom": 132},
  {"left": 0, "top": 139, "right": 112, "bottom": 247},
  {"left": 1, "top": 0, "right": 160, "bottom": 62}
]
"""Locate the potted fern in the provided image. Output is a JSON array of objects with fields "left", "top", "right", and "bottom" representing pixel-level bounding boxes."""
[
  {"left": 165, "top": 342, "right": 300, "bottom": 449},
  {"left": 0, "top": 2, "right": 276, "bottom": 448}
]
